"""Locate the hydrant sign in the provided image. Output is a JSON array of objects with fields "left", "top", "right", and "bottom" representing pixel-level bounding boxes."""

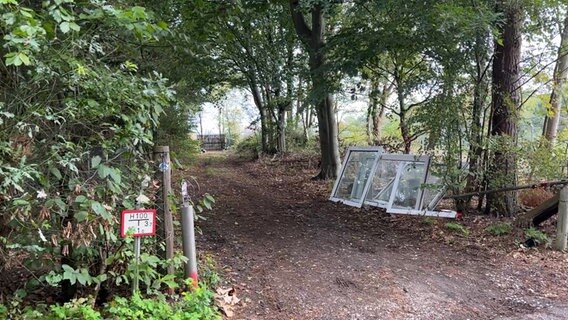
[{"left": 120, "top": 209, "right": 156, "bottom": 238}]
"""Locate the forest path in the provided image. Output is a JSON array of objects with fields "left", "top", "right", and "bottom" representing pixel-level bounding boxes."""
[{"left": 189, "top": 152, "right": 568, "bottom": 320}]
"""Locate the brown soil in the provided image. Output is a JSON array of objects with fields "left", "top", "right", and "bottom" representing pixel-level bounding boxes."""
[{"left": 190, "top": 152, "right": 568, "bottom": 320}]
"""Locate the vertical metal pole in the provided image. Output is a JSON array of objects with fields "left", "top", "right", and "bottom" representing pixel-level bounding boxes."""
[
  {"left": 181, "top": 181, "right": 198, "bottom": 287},
  {"left": 132, "top": 201, "right": 142, "bottom": 294},
  {"left": 555, "top": 186, "right": 568, "bottom": 251},
  {"left": 133, "top": 236, "right": 141, "bottom": 294}
]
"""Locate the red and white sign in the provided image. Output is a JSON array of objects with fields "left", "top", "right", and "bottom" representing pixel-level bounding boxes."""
[{"left": 120, "top": 209, "right": 156, "bottom": 238}]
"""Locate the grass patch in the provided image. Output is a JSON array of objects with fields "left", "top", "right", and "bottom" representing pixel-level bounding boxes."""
[
  {"left": 205, "top": 167, "right": 220, "bottom": 177},
  {"left": 422, "top": 217, "right": 436, "bottom": 226},
  {"left": 485, "top": 222, "right": 513, "bottom": 236},
  {"left": 445, "top": 222, "right": 470, "bottom": 236}
]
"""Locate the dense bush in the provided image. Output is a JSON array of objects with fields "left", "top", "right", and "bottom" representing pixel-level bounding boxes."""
[
  {"left": 234, "top": 134, "right": 261, "bottom": 159},
  {"left": 0, "top": 285, "right": 220, "bottom": 320},
  {"left": 0, "top": 0, "right": 203, "bottom": 304}
]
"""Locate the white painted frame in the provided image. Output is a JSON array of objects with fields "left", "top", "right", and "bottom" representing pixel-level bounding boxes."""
[
  {"left": 364, "top": 154, "right": 429, "bottom": 208},
  {"left": 331, "top": 150, "right": 457, "bottom": 218},
  {"left": 385, "top": 155, "right": 430, "bottom": 211},
  {"left": 329, "top": 147, "right": 383, "bottom": 208}
]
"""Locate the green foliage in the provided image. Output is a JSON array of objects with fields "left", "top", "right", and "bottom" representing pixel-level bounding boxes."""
[
  {"left": 518, "top": 138, "right": 568, "bottom": 182},
  {"left": 198, "top": 254, "right": 221, "bottom": 288},
  {"left": 107, "top": 287, "right": 220, "bottom": 320},
  {"left": 0, "top": 287, "right": 220, "bottom": 320},
  {"left": 156, "top": 104, "right": 202, "bottom": 166},
  {"left": 194, "top": 193, "right": 216, "bottom": 217},
  {"left": 485, "top": 222, "right": 513, "bottom": 236},
  {"left": 525, "top": 227, "right": 550, "bottom": 246},
  {"left": 445, "top": 222, "right": 470, "bottom": 236},
  {"left": 0, "top": 304, "right": 8, "bottom": 318},
  {"left": 0, "top": 0, "right": 189, "bottom": 301},
  {"left": 50, "top": 298, "right": 102, "bottom": 320},
  {"left": 235, "top": 135, "right": 262, "bottom": 159},
  {"left": 338, "top": 115, "right": 370, "bottom": 149}
]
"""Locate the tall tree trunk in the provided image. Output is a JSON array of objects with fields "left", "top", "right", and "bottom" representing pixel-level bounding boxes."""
[
  {"left": 302, "top": 105, "right": 312, "bottom": 143},
  {"left": 250, "top": 84, "right": 270, "bottom": 153},
  {"left": 394, "top": 72, "right": 412, "bottom": 154},
  {"left": 277, "top": 107, "right": 287, "bottom": 153},
  {"left": 367, "top": 78, "right": 388, "bottom": 145},
  {"left": 466, "top": 30, "right": 491, "bottom": 205},
  {"left": 401, "top": 117, "right": 411, "bottom": 154},
  {"left": 486, "top": 0, "right": 522, "bottom": 217},
  {"left": 199, "top": 112, "right": 204, "bottom": 137},
  {"left": 290, "top": 0, "right": 340, "bottom": 179},
  {"left": 542, "top": 15, "right": 568, "bottom": 144}
]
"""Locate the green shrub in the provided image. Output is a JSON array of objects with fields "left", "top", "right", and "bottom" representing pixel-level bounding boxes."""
[
  {"left": 235, "top": 135, "right": 261, "bottom": 158},
  {"left": 50, "top": 298, "right": 102, "bottom": 320},
  {"left": 1, "top": 286, "right": 220, "bottom": 320},
  {"left": 199, "top": 254, "right": 221, "bottom": 288},
  {"left": 445, "top": 222, "right": 470, "bottom": 236},
  {"left": 485, "top": 222, "right": 513, "bottom": 236},
  {"left": 525, "top": 227, "right": 549, "bottom": 246},
  {"left": 0, "top": 304, "right": 7, "bottom": 318}
]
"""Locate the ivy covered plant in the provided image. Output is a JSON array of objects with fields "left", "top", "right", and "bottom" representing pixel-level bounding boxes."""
[{"left": 0, "top": 0, "right": 187, "bottom": 302}]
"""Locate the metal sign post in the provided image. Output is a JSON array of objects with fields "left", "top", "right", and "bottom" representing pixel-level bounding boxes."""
[
  {"left": 181, "top": 181, "right": 199, "bottom": 287},
  {"left": 121, "top": 208, "right": 157, "bottom": 294},
  {"left": 133, "top": 236, "right": 141, "bottom": 293}
]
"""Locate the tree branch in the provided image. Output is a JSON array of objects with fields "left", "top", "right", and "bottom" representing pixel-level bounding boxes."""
[{"left": 289, "top": 0, "right": 312, "bottom": 44}]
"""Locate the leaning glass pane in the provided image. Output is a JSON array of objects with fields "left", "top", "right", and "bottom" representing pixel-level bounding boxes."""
[
  {"left": 421, "top": 173, "right": 444, "bottom": 210},
  {"left": 333, "top": 151, "right": 379, "bottom": 202},
  {"left": 390, "top": 162, "right": 427, "bottom": 210},
  {"left": 365, "top": 160, "right": 399, "bottom": 206}
]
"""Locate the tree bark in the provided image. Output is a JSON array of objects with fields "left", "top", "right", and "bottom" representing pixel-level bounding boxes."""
[
  {"left": 290, "top": 0, "right": 340, "bottom": 179},
  {"left": 542, "top": 15, "right": 568, "bottom": 145},
  {"left": 367, "top": 78, "right": 388, "bottom": 145},
  {"left": 466, "top": 30, "right": 490, "bottom": 206},
  {"left": 250, "top": 83, "right": 271, "bottom": 153},
  {"left": 394, "top": 71, "right": 412, "bottom": 154},
  {"left": 486, "top": 0, "right": 522, "bottom": 217},
  {"left": 277, "top": 105, "right": 287, "bottom": 153}
]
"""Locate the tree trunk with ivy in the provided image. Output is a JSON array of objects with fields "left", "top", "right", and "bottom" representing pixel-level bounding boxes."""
[{"left": 486, "top": 0, "right": 521, "bottom": 216}]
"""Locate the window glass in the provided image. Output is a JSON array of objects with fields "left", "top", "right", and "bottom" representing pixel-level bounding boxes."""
[
  {"left": 365, "top": 160, "right": 399, "bottom": 207},
  {"left": 331, "top": 149, "right": 381, "bottom": 206},
  {"left": 389, "top": 162, "right": 427, "bottom": 210},
  {"left": 421, "top": 174, "right": 444, "bottom": 210}
]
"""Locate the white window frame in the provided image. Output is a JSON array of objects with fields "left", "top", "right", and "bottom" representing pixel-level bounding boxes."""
[
  {"left": 364, "top": 154, "right": 429, "bottom": 208},
  {"left": 329, "top": 147, "right": 383, "bottom": 208},
  {"left": 331, "top": 150, "right": 457, "bottom": 219}
]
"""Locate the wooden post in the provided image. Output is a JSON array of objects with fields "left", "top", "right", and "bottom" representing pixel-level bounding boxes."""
[
  {"left": 555, "top": 186, "right": 568, "bottom": 251},
  {"left": 154, "top": 146, "right": 175, "bottom": 279}
]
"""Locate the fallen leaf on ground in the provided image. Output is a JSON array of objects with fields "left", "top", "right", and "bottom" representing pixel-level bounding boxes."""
[{"left": 215, "top": 286, "right": 241, "bottom": 318}]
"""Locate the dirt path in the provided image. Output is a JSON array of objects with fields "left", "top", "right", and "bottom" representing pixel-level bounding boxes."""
[{"left": 190, "top": 153, "right": 568, "bottom": 320}]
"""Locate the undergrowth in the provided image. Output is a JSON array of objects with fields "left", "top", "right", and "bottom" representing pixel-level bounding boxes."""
[
  {"left": 485, "top": 222, "right": 513, "bottom": 236},
  {"left": 525, "top": 227, "right": 550, "bottom": 246},
  {"left": 445, "top": 222, "right": 470, "bottom": 236},
  {"left": 519, "top": 188, "right": 554, "bottom": 207},
  {"left": 0, "top": 283, "right": 220, "bottom": 320}
]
